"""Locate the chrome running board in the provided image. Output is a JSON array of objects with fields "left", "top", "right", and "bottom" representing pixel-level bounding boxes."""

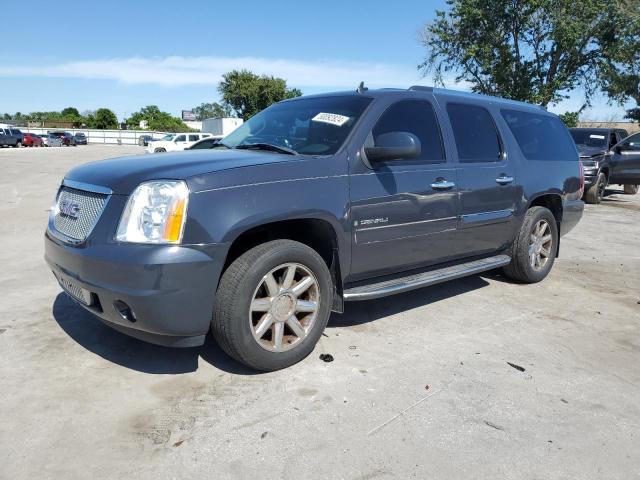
[{"left": 343, "top": 254, "right": 511, "bottom": 301}]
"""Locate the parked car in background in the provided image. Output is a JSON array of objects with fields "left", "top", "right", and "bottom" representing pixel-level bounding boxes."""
[
  {"left": 138, "top": 134, "right": 154, "bottom": 146},
  {"left": 609, "top": 132, "right": 640, "bottom": 195},
  {"left": 74, "top": 133, "right": 87, "bottom": 145},
  {"left": 569, "top": 127, "right": 629, "bottom": 203},
  {"left": 185, "top": 136, "right": 223, "bottom": 150},
  {"left": 41, "top": 134, "right": 63, "bottom": 147},
  {"left": 45, "top": 86, "right": 584, "bottom": 371},
  {"left": 0, "top": 128, "right": 24, "bottom": 147},
  {"left": 145, "top": 133, "right": 213, "bottom": 153},
  {"left": 50, "top": 131, "right": 76, "bottom": 146},
  {"left": 22, "top": 132, "right": 43, "bottom": 147}
]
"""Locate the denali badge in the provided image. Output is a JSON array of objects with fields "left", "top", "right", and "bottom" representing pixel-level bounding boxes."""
[{"left": 59, "top": 199, "right": 81, "bottom": 219}]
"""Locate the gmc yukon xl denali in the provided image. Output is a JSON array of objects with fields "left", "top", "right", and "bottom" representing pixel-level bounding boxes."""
[{"left": 45, "top": 86, "right": 584, "bottom": 371}]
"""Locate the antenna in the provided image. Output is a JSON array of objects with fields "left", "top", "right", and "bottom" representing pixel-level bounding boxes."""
[{"left": 357, "top": 81, "right": 368, "bottom": 94}]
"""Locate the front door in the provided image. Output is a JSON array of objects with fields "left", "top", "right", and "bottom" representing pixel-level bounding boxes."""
[
  {"left": 442, "top": 100, "right": 520, "bottom": 256},
  {"left": 349, "top": 98, "right": 459, "bottom": 281},
  {"left": 610, "top": 132, "right": 640, "bottom": 185}
]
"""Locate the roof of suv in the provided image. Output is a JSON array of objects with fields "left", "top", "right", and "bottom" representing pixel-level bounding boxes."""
[{"left": 286, "top": 85, "right": 546, "bottom": 112}]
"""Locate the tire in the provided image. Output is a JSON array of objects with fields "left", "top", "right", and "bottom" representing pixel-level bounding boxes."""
[
  {"left": 584, "top": 172, "right": 607, "bottom": 204},
  {"left": 623, "top": 184, "right": 639, "bottom": 195},
  {"left": 154, "top": 148, "right": 166, "bottom": 153},
  {"left": 212, "top": 239, "right": 333, "bottom": 371},
  {"left": 503, "top": 206, "right": 559, "bottom": 284}
]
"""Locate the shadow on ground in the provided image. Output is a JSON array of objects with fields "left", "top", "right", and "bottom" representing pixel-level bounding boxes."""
[{"left": 53, "top": 274, "right": 492, "bottom": 375}]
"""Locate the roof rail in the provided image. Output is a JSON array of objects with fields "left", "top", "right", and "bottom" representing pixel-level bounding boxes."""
[{"left": 408, "top": 85, "right": 434, "bottom": 92}]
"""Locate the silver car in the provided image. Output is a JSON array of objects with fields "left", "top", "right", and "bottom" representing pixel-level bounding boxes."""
[{"left": 41, "top": 134, "right": 63, "bottom": 147}]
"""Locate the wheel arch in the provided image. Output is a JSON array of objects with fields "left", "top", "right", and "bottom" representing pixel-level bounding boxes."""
[
  {"left": 526, "top": 193, "right": 563, "bottom": 255},
  {"left": 222, "top": 217, "right": 345, "bottom": 313}
]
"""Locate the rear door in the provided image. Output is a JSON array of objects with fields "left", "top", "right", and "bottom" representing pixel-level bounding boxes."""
[
  {"left": 441, "top": 99, "right": 520, "bottom": 256},
  {"left": 610, "top": 133, "right": 640, "bottom": 185},
  {"left": 187, "top": 134, "right": 201, "bottom": 147},
  {"left": 349, "top": 97, "right": 459, "bottom": 280}
]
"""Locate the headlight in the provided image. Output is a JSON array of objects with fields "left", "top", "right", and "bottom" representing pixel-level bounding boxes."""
[{"left": 116, "top": 180, "right": 189, "bottom": 244}]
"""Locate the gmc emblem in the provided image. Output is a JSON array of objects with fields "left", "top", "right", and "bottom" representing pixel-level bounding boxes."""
[{"left": 59, "top": 199, "right": 81, "bottom": 219}]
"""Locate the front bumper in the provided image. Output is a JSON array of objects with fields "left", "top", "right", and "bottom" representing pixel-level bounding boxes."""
[
  {"left": 45, "top": 232, "right": 228, "bottom": 347},
  {"left": 583, "top": 174, "right": 597, "bottom": 187},
  {"left": 561, "top": 199, "right": 584, "bottom": 236}
]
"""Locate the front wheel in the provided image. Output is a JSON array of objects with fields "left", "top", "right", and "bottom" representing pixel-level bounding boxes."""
[
  {"left": 584, "top": 172, "right": 607, "bottom": 204},
  {"left": 154, "top": 148, "right": 166, "bottom": 153},
  {"left": 503, "top": 206, "right": 558, "bottom": 283},
  {"left": 212, "top": 240, "right": 333, "bottom": 371},
  {"left": 623, "top": 184, "right": 639, "bottom": 195}
]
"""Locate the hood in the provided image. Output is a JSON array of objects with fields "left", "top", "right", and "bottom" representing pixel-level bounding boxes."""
[
  {"left": 576, "top": 145, "right": 607, "bottom": 158},
  {"left": 64, "top": 149, "right": 296, "bottom": 194}
]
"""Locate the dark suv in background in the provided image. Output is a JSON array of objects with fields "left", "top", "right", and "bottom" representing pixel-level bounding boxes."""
[
  {"left": 45, "top": 86, "right": 583, "bottom": 371},
  {"left": 569, "top": 127, "right": 639, "bottom": 202},
  {"left": 0, "top": 127, "right": 24, "bottom": 147}
]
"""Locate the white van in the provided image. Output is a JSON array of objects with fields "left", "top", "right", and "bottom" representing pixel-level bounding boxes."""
[{"left": 145, "top": 133, "right": 213, "bottom": 153}]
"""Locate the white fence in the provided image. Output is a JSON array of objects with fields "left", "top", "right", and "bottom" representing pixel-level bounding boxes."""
[{"left": 18, "top": 127, "right": 169, "bottom": 146}]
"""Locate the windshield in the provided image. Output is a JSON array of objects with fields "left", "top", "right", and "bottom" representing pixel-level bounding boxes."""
[
  {"left": 570, "top": 130, "right": 607, "bottom": 148},
  {"left": 158, "top": 134, "right": 174, "bottom": 141},
  {"left": 222, "top": 96, "right": 372, "bottom": 155}
]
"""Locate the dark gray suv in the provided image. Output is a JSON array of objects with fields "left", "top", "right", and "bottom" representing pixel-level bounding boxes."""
[{"left": 45, "top": 86, "right": 584, "bottom": 371}]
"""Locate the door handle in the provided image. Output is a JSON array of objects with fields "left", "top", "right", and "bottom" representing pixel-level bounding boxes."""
[
  {"left": 495, "top": 175, "right": 514, "bottom": 185},
  {"left": 431, "top": 179, "right": 456, "bottom": 190}
]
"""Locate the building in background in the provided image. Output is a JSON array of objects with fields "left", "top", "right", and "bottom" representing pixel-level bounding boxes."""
[{"left": 201, "top": 117, "right": 243, "bottom": 136}]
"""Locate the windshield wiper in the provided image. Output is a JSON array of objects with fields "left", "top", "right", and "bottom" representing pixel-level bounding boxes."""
[
  {"left": 235, "top": 143, "right": 297, "bottom": 155},
  {"left": 213, "top": 142, "right": 232, "bottom": 149}
]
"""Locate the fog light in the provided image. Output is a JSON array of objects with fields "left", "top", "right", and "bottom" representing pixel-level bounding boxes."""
[{"left": 114, "top": 300, "right": 136, "bottom": 323}]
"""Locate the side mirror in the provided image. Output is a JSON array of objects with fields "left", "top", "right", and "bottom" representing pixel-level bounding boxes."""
[{"left": 364, "top": 131, "right": 421, "bottom": 162}]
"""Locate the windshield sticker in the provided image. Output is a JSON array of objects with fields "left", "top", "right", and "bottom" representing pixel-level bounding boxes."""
[
  {"left": 590, "top": 134, "right": 605, "bottom": 139},
  {"left": 312, "top": 112, "right": 350, "bottom": 127}
]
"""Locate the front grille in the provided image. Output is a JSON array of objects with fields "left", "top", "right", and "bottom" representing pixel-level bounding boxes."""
[{"left": 52, "top": 186, "right": 109, "bottom": 243}]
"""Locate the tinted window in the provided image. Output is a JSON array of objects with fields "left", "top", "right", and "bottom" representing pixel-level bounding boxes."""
[
  {"left": 447, "top": 103, "right": 501, "bottom": 162},
  {"left": 174, "top": 135, "right": 186, "bottom": 142},
  {"left": 570, "top": 129, "right": 607, "bottom": 148},
  {"left": 625, "top": 133, "right": 640, "bottom": 147},
  {"left": 502, "top": 109, "right": 577, "bottom": 161},
  {"left": 11, "top": 129, "right": 21, "bottom": 135},
  {"left": 188, "top": 134, "right": 199, "bottom": 141},
  {"left": 371, "top": 100, "right": 444, "bottom": 163},
  {"left": 190, "top": 138, "right": 217, "bottom": 149}
]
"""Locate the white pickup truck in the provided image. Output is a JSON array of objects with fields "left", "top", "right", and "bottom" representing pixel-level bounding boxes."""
[{"left": 145, "top": 133, "right": 215, "bottom": 153}]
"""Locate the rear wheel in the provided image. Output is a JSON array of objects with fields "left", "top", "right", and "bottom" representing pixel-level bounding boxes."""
[
  {"left": 154, "top": 148, "right": 166, "bottom": 153},
  {"left": 623, "top": 184, "right": 639, "bottom": 195},
  {"left": 212, "top": 240, "right": 332, "bottom": 371},
  {"left": 584, "top": 172, "right": 607, "bottom": 204},
  {"left": 503, "top": 206, "right": 558, "bottom": 283}
]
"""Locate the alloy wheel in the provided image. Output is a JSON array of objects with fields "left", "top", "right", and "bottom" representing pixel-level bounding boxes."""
[
  {"left": 529, "top": 220, "right": 553, "bottom": 271},
  {"left": 249, "top": 262, "right": 320, "bottom": 352}
]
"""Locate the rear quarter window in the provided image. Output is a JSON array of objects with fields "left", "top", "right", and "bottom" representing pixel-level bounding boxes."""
[{"left": 501, "top": 109, "right": 577, "bottom": 161}]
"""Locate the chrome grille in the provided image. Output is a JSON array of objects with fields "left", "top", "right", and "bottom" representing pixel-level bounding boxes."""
[
  {"left": 52, "top": 186, "right": 109, "bottom": 243},
  {"left": 55, "top": 273, "right": 89, "bottom": 305}
]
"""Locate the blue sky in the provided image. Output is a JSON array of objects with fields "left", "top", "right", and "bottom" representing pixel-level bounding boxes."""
[{"left": 0, "top": 0, "right": 630, "bottom": 121}]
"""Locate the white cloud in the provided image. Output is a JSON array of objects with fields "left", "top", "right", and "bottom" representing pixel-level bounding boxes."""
[{"left": 0, "top": 55, "right": 444, "bottom": 90}]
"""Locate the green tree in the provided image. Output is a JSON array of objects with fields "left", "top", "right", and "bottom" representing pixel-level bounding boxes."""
[
  {"left": 192, "top": 102, "right": 233, "bottom": 120},
  {"left": 88, "top": 108, "right": 119, "bottom": 129},
  {"left": 558, "top": 111, "right": 580, "bottom": 127},
  {"left": 61, "top": 107, "right": 80, "bottom": 117},
  {"left": 419, "top": 0, "right": 615, "bottom": 107},
  {"left": 218, "top": 70, "right": 302, "bottom": 120},
  {"left": 597, "top": 1, "right": 640, "bottom": 122},
  {"left": 125, "top": 105, "right": 191, "bottom": 132}
]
